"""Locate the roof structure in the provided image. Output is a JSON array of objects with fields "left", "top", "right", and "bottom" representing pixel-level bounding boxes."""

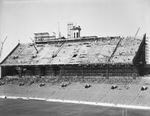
[{"left": 1, "top": 36, "right": 143, "bottom": 66}]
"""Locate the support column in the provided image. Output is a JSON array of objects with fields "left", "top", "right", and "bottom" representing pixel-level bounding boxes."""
[{"left": 0, "top": 65, "right": 1, "bottom": 79}]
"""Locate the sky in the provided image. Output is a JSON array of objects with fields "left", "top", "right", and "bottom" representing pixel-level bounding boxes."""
[{"left": 0, "top": 0, "right": 150, "bottom": 62}]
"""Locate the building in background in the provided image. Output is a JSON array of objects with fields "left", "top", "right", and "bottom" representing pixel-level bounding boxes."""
[
  {"left": 72, "top": 25, "right": 81, "bottom": 38},
  {"left": 34, "top": 32, "right": 56, "bottom": 43},
  {"left": 67, "top": 23, "right": 81, "bottom": 39},
  {"left": 67, "top": 22, "right": 73, "bottom": 39}
]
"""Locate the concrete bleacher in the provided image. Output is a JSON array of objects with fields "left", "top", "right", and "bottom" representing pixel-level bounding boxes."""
[
  {"left": 1, "top": 36, "right": 144, "bottom": 79},
  {"left": 4, "top": 44, "right": 26, "bottom": 64},
  {"left": 1, "top": 34, "right": 149, "bottom": 109},
  {"left": 2, "top": 36, "right": 125, "bottom": 65},
  {"left": 1, "top": 76, "right": 150, "bottom": 108},
  {"left": 133, "top": 91, "right": 149, "bottom": 105},
  {"left": 110, "top": 37, "right": 142, "bottom": 64},
  {"left": 60, "top": 83, "right": 150, "bottom": 107},
  {"left": 114, "top": 46, "right": 139, "bottom": 56},
  {"left": 33, "top": 44, "right": 61, "bottom": 64},
  {"left": 48, "top": 82, "right": 150, "bottom": 107},
  {"left": 51, "top": 42, "right": 80, "bottom": 64},
  {"left": 120, "top": 37, "right": 142, "bottom": 46}
]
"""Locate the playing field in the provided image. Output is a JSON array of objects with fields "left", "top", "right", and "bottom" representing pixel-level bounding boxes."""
[{"left": 0, "top": 99, "right": 150, "bottom": 116}]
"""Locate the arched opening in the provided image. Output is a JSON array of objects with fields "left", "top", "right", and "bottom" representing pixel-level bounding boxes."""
[{"left": 77, "top": 32, "right": 79, "bottom": 38}]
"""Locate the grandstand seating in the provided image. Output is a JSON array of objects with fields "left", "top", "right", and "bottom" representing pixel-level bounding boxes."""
[
  {"left": 1, "top": 36, "right": 144, "bottom": 78},
  {"left": 32, "top": 44, "right": 60, "bottom": 64},
  {"left": 2, "top": 36, "right": 124, "bottom": 65},
  {"left": 1, "top": 75, "right": 150, "bottom": 107},
  {"left": 0, "top": 33, "right": 148, "bottom": 109},
  {"left": 110, "top": 37, "right": 142, "bottom": 64}
]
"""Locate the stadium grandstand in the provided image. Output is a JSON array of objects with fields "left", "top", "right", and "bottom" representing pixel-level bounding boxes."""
[
  {"left": 1, "top": 23, "right": 150, "bottom": 110},
  {"left": 0, "top": 32, "right": 146, "bottom": 78}
]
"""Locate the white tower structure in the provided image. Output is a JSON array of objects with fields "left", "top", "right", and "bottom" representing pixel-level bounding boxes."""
[
  {"left": 67, "top": 22, "right": 73, "bottom": 39},
  {"left": 72, "top": 26, "right": 81, "bottom": 38}
]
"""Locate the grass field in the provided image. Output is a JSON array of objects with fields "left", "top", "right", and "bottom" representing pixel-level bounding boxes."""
[{"left": 0, "top": 98, "right": 150, "bottom": 116}]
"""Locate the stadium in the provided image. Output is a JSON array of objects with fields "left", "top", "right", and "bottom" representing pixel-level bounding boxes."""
[{"left": 0, "top": 23, "right": 150, "bottom": 110}]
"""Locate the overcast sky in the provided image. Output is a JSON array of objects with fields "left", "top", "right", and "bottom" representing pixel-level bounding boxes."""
[{"left": 0, "top": 0, "right": 150, "bottom": 62}]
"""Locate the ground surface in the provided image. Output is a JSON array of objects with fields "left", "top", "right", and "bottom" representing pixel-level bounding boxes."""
[{"left": 0, "top": 98, "right": 150, "bottom": 116}]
